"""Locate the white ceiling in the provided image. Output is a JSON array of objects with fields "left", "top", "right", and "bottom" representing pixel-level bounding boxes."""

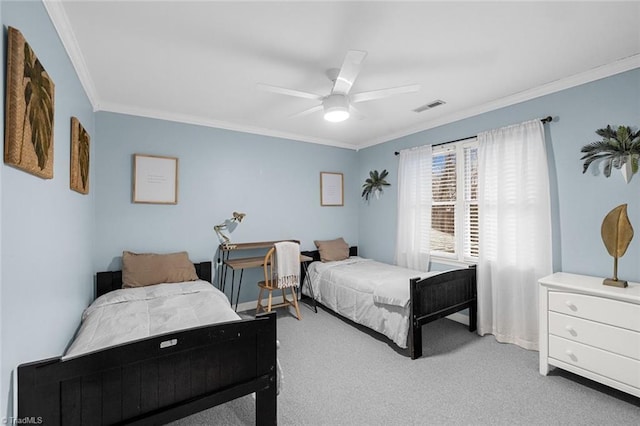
[{"left": 45, "top": 1, "right": 640, "bottom": 150}]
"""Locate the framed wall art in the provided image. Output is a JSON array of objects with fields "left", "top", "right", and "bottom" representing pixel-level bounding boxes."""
[
  {"left": 320, "top": 172, "right": 344, "bottom": 206},
  {"left": 70, "top": 117, "right": 90, "bottom": 194},
  {"left": 133, "top": 154, "right": 178, "bottom": 204},
  {"left": 4, "top": 26, "right": 55, "bottom": 179}
]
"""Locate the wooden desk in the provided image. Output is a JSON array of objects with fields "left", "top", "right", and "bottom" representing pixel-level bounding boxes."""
[
  {"left": 225, "top": 254, "right": 313, "bottom": 270},
  {"left": 222, "top": 240, "right": 299, "bottom": 251},
  {"left": 216, "top": 240, "right": 314, "bottom": 311},
  {"left": 217, "top": 240, "right": 299, "bottom": 290}
]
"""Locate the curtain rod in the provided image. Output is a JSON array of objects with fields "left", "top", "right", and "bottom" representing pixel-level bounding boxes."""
[{"left": 394, "top": 116, "right": 553, "bottom": 156}]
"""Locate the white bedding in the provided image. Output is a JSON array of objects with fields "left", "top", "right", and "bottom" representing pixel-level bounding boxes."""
[
  {"left": 64, "top": 280, "right": 240, "bottom": 359},
  {"left": 303, "top": 257, "right": 439, "bottom": 348}
]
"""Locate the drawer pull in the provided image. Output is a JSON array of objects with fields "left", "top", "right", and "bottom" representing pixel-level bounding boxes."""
[
  {"left": 564, "top": 325, "right": 577, "bottom": 336},
  {"left": 565, "top": 300, "right": 577, "bottom": 311},
  {"left": 565, "top": 349, "right": 577, "bottom": 361}
]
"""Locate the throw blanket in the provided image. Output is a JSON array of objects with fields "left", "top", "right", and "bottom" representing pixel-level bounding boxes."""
[
  {"left": 275, "top": 241, "right": 300, "bottom": 288},
  {"left": 63, "top": 280, "right": 240, "bottom": 359}
]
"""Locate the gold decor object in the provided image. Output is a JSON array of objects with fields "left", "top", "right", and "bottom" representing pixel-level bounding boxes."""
[
  {"left": 601, "top": 204, "right": 633, "bottom": 288},
  {"left": 4, "top": 27, "right": 55, "bottom": 179},
  {"left": 70, "top": 117, "right": 90, "bottom": 194}
]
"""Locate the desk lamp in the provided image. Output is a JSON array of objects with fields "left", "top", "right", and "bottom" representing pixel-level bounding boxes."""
[{"left": 214, "top": 212, "right": 246, "bottom": 249}]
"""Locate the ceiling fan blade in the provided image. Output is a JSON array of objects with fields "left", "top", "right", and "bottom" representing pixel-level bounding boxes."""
[
  {"left": 351, "top": 84, "right": 420, "bottom": 103},
  {"left": 289, "top": 104, "right": 323, "bottom": 119},
  {"left": 257, "top": 83, "right": 323, "bottom": 100},
  {"left": 349, "top": 105, "right": 366, "bottom": 120},
  {"left": 332, "top": 50, "right": 367, "bottom": 95}
]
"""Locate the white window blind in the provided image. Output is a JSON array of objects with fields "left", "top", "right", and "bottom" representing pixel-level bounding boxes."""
[
  {"left": 431, "top": 149, "right": 456, "bottom": 254},
  {"left": 463, "top": 146, "right": 479, "bottom": 259},
  {"left": 431, "top": 140, "right": 478, "bottom": 262}
]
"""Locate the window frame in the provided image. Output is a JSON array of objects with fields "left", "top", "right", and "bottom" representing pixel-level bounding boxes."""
[{"left": 430, "top": 138, "right": 479, "bottom": 266}]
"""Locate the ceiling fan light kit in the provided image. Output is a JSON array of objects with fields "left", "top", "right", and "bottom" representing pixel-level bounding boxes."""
[
  {"left": 323, "top": 94, "right": 350, "bottom": 122},
  {"left": 258, "top": 50, "right": 420, "bottom": 123}
]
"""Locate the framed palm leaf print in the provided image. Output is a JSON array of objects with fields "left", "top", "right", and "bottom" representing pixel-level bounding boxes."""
[
  {"left": 4, "top": 26, "right": 55, "bottom": 179},
  {"left": 70, "top": 117, "right": 90, "bottom": 194}
]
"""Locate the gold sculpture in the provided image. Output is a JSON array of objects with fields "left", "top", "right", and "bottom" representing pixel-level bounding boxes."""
[{"left": 601, "top": 204, "right": 633, "bottom": 288}]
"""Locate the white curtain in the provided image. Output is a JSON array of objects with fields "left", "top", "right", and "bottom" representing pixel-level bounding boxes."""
[
  {"left": 477, "top": 119, "right": 552, "bottom": 350},
  {"left": 395, "top": 145, "right": 432, "bottom": 271}
]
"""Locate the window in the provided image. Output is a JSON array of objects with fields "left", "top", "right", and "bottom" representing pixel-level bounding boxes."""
[{"left": 430, "top": 139, "right": 478, "bottom": 263}]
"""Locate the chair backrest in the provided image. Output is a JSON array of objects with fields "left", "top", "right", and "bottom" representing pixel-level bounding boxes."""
[{"left": 263, "top": 247, "right": 277, "bottom": 289}]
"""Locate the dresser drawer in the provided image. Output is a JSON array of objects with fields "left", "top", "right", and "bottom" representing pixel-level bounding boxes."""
[
  {"left": 549, "top": 311, "right": 640, "bottom": 360},
  {"left": 549, "top": 335, "right": 640, "bottom": 389},
  {"left": 548, "top": 291, "right": 640, "bottom": 331}
]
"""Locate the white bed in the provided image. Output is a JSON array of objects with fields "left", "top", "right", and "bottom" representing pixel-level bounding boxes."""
[
  {"left": 303, "top": 256, "right": 441, "bottom": 348},
  {"left": 19, "top": 258, "right": 280, "bottom": 425},
  {"left": 65, "top": 280, "right": 240, "bottom": 359}
]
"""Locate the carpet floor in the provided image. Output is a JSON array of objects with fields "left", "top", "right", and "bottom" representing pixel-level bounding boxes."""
[{"left": 170, "top": 303, "right": 640, "bottom": 425}]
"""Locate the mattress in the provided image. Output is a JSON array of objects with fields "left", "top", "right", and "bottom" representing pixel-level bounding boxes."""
[
  {"left": 64, "top": 280, "right": 240, "bottom": 359},
  {"left": 303, "top": 257, "right": 438, "bottom": 348}
]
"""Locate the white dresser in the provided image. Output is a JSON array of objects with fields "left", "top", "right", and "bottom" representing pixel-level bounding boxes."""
[{"left": 539, "top": 272, "right": 640, "bottom": 398}]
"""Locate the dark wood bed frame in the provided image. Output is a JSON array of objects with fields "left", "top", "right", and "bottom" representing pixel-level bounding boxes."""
[
  {"left": 17, "top": 261, "right": 278, "bottom": 425},
  {"left": 301, "top": 247, "right": 477, "bottom": 360}
]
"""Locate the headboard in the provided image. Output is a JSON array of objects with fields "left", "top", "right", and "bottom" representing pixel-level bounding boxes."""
[
  {"left": 300, "top": 246, "right": 358, "bottom": 285},
  {"left": 95, "top": 261, "right": 212, "bottom": 299},
  {"left": 300, "top": 246, "right": 358, "bottom": 262}
]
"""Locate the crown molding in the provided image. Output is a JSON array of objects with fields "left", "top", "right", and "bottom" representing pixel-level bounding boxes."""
[
  {"left": 93, "top": 55, "right": 640, "bottom": 151},
  {"left": 44, "top": 0, "right": 638, "bottom": 151},
  {"left": 360, "top": 54, "right": 640, "bottom": 149},
  {"left": 97, "top": 101, "right": 358, "bottom": 150},
  {"left": 43, "top": 0, "right": 99, "bottom": 110}
]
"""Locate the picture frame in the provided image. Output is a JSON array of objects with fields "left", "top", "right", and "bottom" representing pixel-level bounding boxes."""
[
  {"left": 4, "top": 26, "right": 55, "bottom": 179},
  {"left": 70, "top": 117, "right": 90, "bottom": 194},
  {"left": 133, "top": 154, "right": 178, "bottom": 204},
  {"left": 320, "top": 172, "right": 344, "bottom": 206}
]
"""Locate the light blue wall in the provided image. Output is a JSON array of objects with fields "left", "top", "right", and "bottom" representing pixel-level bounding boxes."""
[
  {"left": 358, "top": 68, "right": 640, "bottom": 282},
  {"left": 0, "top": 0, "right": 95, "bottom": 418},
  {"left": 0, "top": 1, "right": 638, "bottom": 420},
  {"left": 94, "top": 112, "right": 359, "bottom": 304}
]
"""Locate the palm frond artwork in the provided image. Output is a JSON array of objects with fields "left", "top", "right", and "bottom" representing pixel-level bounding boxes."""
[
  {"left": 70, "top": 117, "right": 90, "bottom": 194},
  {"left": 362, "top": 169, "right": 391, "bottom": 201},
  {"left": 4, "top": 27, "right": 55, "bottom": 179},
  {"left": 580, "top": 124, "right": 640, "bottom": 182}
]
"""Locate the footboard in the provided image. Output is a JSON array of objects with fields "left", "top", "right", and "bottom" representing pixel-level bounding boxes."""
[
  {"left": 409, "top": 266, "right": 477, "bottom": 359},
  {"left": 18, "top": 312, "right": 277, "bottom": 425}
]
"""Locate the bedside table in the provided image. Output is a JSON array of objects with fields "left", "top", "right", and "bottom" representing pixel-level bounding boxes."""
[{"left": 539, "top": 272, "right": 640, "bottom": 398}]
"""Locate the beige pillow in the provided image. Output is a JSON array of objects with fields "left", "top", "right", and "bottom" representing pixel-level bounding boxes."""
[
  {"left": 122, "top": 251, "right": 199, "bottom": 288},
  {"left": 314, "top": 238, "right": 349, "bottom": 262}
]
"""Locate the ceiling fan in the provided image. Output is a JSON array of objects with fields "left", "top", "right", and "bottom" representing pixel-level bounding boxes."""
[{"left": 257, "top": 50, "right": 420, "bottom": 122}]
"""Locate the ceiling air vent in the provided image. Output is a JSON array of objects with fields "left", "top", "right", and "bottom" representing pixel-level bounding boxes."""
[{"left": 413, "top": 99, "right": 446, "bottom": 113}]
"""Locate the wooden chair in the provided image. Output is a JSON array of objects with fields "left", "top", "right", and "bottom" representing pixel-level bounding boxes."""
[{"left": 256, "top": 247, "right": 302, "bottom": 320}]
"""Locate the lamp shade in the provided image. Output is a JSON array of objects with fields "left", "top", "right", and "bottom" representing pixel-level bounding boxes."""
[{"left": 323, "top": 94, "right": 350, "bottom": 122}]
